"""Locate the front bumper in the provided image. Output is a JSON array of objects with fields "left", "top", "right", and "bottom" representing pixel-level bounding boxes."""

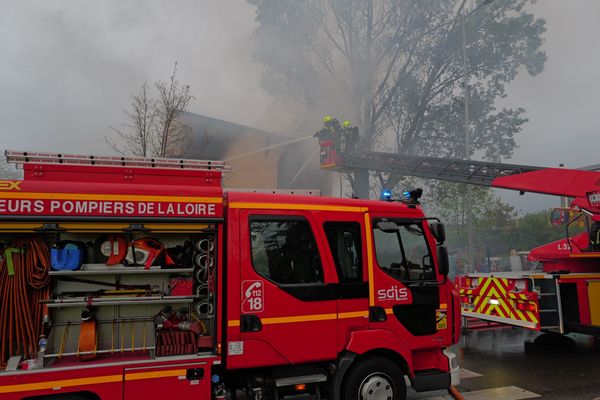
[
  {"left": 410, "top": 349, "right": 459, "bottom": 392},
  {"left": 444, "top": 348, "right": 460, "bottom": 387}
]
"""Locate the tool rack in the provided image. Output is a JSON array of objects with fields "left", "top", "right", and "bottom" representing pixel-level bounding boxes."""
[
  {"left": 0, "top": 150, "right": 226, "bottom": 371},
  {"left": 0, "top": 223, "right": 218, "bottom": 368}
]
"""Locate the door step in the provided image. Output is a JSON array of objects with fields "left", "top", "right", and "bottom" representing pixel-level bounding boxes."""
[
  {"left": 532, "top": 278, "right": 564, "bottom": 333},
  {"left": 275, "top": 374, "right": 327, "bottom": 387}
]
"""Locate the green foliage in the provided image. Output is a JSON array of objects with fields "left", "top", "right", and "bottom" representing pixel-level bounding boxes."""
[
  {"left": 444, "top": 208, "right": 569, "bottom": 258},
  {"left": 505, "top": 210, "right": 572, "bottom": 252},
  {"left": 424, "top": 182, "right": 516, "bottom": 233},
  {"left": 248, "top": 0, "right": 547, "bottom": 195}
]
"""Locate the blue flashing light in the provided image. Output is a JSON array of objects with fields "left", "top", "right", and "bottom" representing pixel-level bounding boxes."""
[
  {"left": 403, "top": 188, "right": 423, "bottom": 205},
  {"left": 380, "top": 189, "right": 393, "bottom": 201}
]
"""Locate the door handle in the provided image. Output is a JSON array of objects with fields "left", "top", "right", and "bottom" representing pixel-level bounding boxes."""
[
  {"left": 241, "top": 314, "right": 263, "bottom": 332},
  {"left": 186, "top": 368, "right": 204, "bottom": 381},
  {"left": 369, "top": 306, "right": 387, "bottom": 322}
]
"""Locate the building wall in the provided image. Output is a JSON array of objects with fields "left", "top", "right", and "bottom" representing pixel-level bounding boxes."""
[
  {"left": 222, "top": 136, "right": 282, "bottom": 189},
  {"left": 177, "top": 112, "right": 332, "bottom": 194}
]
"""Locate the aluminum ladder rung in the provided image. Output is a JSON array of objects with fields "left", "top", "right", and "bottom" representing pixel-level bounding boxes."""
[{"left": 5, "top": 150, "right": 231, "bottom": 172}]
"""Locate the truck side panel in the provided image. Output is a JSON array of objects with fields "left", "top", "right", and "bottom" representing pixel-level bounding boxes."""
[
  {"left": 123, "top": 362, "right": 210, "bottom": 400},
  {"left": 0, "top": 365, "right": 122, "bottom": 400},
  {"left": 587, "top": 281, "right": 600, "bottom": 326},
  {"left": 0, "top": 358, "right": 217, "bottom": 400}
]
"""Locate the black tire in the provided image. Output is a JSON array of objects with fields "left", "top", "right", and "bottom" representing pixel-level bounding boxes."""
[
  {"left": 34, "top": 394, "right": 91, "bottom": 400},
  {"left": 342, "top": 356, "right": 406, "bottom": 400}
]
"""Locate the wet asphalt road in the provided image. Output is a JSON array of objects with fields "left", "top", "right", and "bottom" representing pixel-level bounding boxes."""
[{"left": 410, "top": 326, "right": 600, "bottom": 399}]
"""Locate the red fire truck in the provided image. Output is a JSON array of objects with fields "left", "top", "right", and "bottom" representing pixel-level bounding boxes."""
[
  {"left": 0, "top": 151, "right": 460, "bottom": 400},
  {"left": 317, "top": 131, "right": 600, "bottom": 338}
]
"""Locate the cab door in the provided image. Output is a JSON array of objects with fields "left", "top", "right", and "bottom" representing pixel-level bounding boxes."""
[
  {"left": 233, "top": 210, "right": 338, "bottom": 367},
  {"left": 368, "top": 215, "right": 451, "bottom": 347},
  {"left": 319, "top": 217, "right": 370, "bottom": 352}
]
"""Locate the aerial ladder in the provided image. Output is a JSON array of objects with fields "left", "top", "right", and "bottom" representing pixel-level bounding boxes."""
[{"left": 317, "top": 124, "right": 600, "bottom": 337}]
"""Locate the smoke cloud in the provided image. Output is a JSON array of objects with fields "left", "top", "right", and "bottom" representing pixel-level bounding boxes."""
[
  {"left": 0, "top": 0, "right": 598, "bottom": 212},
  {"left": 0, "top": 0, "right": 295, "bottom": 154}
]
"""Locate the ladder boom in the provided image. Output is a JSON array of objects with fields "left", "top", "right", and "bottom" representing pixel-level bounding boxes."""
[
  {"left": 342, "top": 152, "right": 543, "bottom": 187},
  {"left": 316, "top": 133, "right": 600, "bottom": 201}
]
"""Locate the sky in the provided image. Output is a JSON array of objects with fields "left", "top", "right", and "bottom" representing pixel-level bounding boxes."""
[
  {"left": 0, "top": 1, "right": 280, "bottom": 151},
  {"left": 494, "top": 1, "right": 600, "bottom": 212},
  {"left": 0, "top": 0, "right": 599, "bottom": 213}
]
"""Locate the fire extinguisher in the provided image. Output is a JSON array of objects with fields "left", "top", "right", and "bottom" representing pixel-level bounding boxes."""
[{"left": 214, "top": 383, "right": 226, "bottom": 400}]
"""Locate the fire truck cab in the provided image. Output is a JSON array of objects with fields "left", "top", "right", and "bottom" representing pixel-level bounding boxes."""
[
  {"left": 315, "top": 120, "right": 600, "bottom": 339},
  {"left": 0, "top": 151, "right": 460, "bottom": 400}
]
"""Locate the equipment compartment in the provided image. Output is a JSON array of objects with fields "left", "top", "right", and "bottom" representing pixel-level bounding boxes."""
[{"left": 0, "top": 222, "right": 219, "bottom": 371}]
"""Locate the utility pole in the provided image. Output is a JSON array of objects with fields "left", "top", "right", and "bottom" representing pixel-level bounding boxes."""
[
  {"left": 462, "top": 11, "right": 475, "bottom": 272},
  {"left": 461, "top": 0, "right": 494, "bottom": 272}
]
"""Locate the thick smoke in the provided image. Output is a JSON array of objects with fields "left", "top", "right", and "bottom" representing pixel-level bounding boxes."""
[
  {"left": 0, "top": 0, "right": 298, "bottom": 154},
  {"left": 0, "top": 1, "right": 599, "bottom": 211}
]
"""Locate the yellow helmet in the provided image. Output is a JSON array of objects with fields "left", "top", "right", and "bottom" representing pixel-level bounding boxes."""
[
  {"left": 322, "top": 115, "right": 332, "bottom": 123},
  {"left": 342, "top": 120, "right": 351, "bottom": 128}
]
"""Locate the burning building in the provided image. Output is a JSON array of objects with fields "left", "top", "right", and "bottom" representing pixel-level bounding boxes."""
[{"left": 177, "top": 112, "right": 333, "bottom": 194}]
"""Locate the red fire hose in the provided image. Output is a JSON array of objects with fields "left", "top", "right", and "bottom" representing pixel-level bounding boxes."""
[
  {"left": 449, "top": 386, "right": 465, "bottom": 400},
  {"left": 0, "top": 238, "right": 51, "bottom": 367}
]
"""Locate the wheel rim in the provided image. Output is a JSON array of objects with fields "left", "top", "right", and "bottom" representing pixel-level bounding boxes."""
[{"left": 359, "top": 372, "right": 394, "bottom": 400}]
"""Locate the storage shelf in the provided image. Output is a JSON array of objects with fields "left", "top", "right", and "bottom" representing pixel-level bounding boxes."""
[
  {"left": 49, "top": 264, "right": 193, "bottom": 275},
  {"left": 45, "top": 296, "right": 196, "bottom": 308}
]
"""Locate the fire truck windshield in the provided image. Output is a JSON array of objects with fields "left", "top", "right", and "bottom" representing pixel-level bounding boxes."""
[{"left": 373, "top": 220, "right": 436, "bottom": 283}]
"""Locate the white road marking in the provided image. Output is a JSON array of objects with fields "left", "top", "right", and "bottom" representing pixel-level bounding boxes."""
[
  {"left": 406, "top": 368, "right": 482, "bottom": 387},
  {"left": 459, "top": 368, "right": 482, "bottom": 379},
  {"left": 411, "top": 386, "right": 540, "bottom": 400},
  {"left": 406, "top": 368, "right": 483, "bottom": 398},
  {"left": 460, "top": 386, "right": 540, "bottom": 399},
  {"left": 406, "top": 369, "right": 540, "bottom": 400}
]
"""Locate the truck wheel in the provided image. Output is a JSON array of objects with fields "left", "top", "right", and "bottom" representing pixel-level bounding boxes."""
[
  {"left": 34, "top": 394, "right": 93, "bottom": 400},
  {"left": 342, "top": 356, "right": 406, "bottom": 400}
]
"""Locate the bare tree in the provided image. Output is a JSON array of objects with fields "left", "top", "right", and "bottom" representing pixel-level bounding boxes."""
[
  {"left": 107, "top": 82, "right": 155, "bottom": 156},
  {"left": 153, "top": 63, "right": 194, "bottom": 157},
  {"left": 107, "top": 63, "right": 194, "bottom": 158}
]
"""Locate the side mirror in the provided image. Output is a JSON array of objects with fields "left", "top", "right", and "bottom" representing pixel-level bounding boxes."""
[
  {"left": 550, "top": 208, "right": 566, "bottom": 225},
  {"left": 437, "top": 245, "right": 449, "bottom": 277},
  {"left": 376, "top": 221, "right": 399, "bottom": 233},
  {"left": 430, "top": 222, "right": 446, "bottom": 244}
]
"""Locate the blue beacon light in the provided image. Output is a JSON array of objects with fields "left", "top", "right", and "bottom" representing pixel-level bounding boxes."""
[{"left": 381, "top": 190, "right": 393, "bottom": 201}]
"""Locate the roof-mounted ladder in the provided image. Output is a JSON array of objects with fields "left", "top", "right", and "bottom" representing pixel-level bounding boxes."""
[{"left": 5, "top": 150, "right": 231, "bottom": 173}]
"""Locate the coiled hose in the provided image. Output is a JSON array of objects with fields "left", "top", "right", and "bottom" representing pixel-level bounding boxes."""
[{"left": 0, "top": 238, "right": 51, "bottom": 367}]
